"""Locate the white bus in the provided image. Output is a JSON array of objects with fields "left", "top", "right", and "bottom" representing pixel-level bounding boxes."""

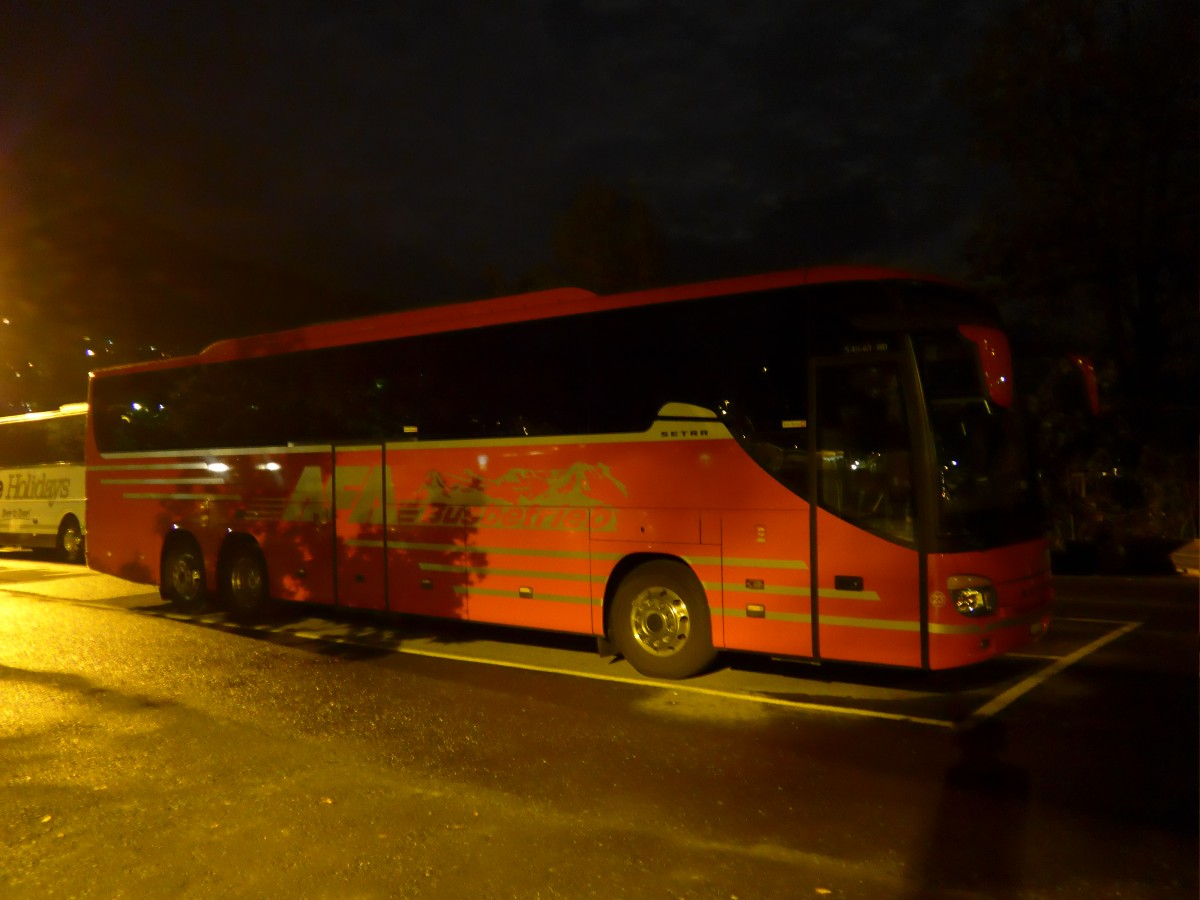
[{"left": 0, "top": 402, "right": 87, "bottom": 563}]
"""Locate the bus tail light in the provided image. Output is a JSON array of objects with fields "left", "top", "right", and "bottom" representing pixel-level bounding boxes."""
[{"left": 947, "top": 574, "right": 997, "bottom": 617}]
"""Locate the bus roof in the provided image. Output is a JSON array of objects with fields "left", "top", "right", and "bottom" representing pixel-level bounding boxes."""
[
  {"left": 0, "top": 402, "right": 88, "bottom": 426},
  {"left": 94, "top": 264, "right": 955, "bottom": 375}
]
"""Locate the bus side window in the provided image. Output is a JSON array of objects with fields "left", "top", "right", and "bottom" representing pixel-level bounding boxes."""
[
  {"left": 413, "top": 317, "right": 589, "bottom": 441},
  {"left": 0, "top": 422, "right": 39, "bottom": 467}
]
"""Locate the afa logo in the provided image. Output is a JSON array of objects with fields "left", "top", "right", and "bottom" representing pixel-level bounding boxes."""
[{"left": 281, "top": 461, "right": 628, "bottom": 532}]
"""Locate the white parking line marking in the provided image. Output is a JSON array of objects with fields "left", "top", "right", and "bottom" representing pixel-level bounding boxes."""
[
  {"left": 153, "top": 606, "right": 1142, "bottom": 729},
  {"left": 1058, "top": 615, "right": 1145, "bottom": 625},
  {"left": 966, "top": 621, "right": 1141, "bottom": 723},
  {"left": 388, "top": 645, "right": 957, "bottom": 727},
  {"left": 162, "top": 607, "right": 958, "bottom": 726},
  {"left": 157, "top": 606, "right": 956, "bottom": 724}
]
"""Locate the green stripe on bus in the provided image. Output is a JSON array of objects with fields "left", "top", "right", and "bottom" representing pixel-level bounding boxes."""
[
  {"left": 383, "top": 429, "right": 736, "bottom": 451},
  {"left": 718, "top": 557, "right": 808, "bottom": 570},
  {"left": 723, "top": 582, "right": 811, "bottom": 597},
  {"left": 123, "top": 493, "right": 242, "bottom": 502},
  {"left": 815, "top": 615, "right": 921, "bottom": 632},
  {"left": 928, "top": 611, "right": 1045, "bottom": 636},
  {"left": 105, "top": 478, "right": 226, "bottom": 485},
  {"left": 465, "top": 587, "right": 595, "bottom": 605},
  {"left": 819, "top": 589, "right": 882, "bottom": 602},
  {"left": 354, "top": 540, "right": 594, "bottom": 560},
  {"left": 716, "top": 609, "right": 813, "bottom": 624},
  {"left": 419, "top": 563, "right": 592, "bottom": 582}
]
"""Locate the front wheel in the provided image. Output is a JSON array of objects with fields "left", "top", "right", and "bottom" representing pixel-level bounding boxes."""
[
  {"left": 222, "top": 542, "right": 269, "bottom": 620},
  {"left": 610, "top": 560, "right": 716, "bottom": 679}
]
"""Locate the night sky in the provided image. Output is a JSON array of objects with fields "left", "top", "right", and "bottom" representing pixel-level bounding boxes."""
[{"left": 1, "top": 0, "right": 1028, "bottom": 352}]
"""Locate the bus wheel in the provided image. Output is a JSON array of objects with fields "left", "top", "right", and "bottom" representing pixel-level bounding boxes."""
[
  {"left": 611, "top": 560, "right": 716, "bottom": 679},
  {"left": 223, "top": 543, "right": 269, "bottom": 620},
  {"left": 163, "top": 539, "right": 207, "bottom": 611},
  {"left": 56, "top": 516, "right": 85, "bottom": 565}
]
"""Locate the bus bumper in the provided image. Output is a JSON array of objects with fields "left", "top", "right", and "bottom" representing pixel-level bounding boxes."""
[{"left": 926, "top": 540, "right": 1054, "bottom": 669}]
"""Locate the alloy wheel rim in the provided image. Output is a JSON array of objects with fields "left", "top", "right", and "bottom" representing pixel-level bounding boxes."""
[{"left": 630, "top": 586, "right": 690, "bottom": 657}]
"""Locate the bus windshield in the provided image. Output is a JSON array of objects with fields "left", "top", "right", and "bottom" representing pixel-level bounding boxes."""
[{"left": 917, "top": 333, "right": 1045, "bottom": 550}]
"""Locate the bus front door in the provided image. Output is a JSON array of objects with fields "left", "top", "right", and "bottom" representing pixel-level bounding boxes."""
[{"left": 811, "top": 358, "right": 923, "bottom": 668}]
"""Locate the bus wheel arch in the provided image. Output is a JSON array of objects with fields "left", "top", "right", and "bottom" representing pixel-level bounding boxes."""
[
  {"left": 218, "top": 534, "right": 270, "bottom": 620},
  {"left": 161, "top": 531, "right": 208, "bottom": 611},
  {"left": 607, "top": 555, "right": 716, "bottom": 679},
  {"left": 56, "top": 515, "right": 85, "bottom": 564}
]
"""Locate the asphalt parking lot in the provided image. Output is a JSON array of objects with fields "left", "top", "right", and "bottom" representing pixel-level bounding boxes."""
[{"left": 0, "top": 554, "right": 1152, "bottom": 729}]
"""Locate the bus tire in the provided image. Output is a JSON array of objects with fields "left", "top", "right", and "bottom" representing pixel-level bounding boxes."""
[
  {"left": 222, "top": 541, "right": 269, "bottom": 620},
  {"left": 162, "top": 538, "right": 207, "bottom": 611},
  {"left": 610, "top": 560, "right": 716, "bottom": 679},
  {"left": 56, "top": 516, "right": 85, "bottom": 565}
]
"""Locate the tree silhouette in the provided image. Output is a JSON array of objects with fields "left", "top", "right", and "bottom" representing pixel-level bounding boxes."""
[
  {"left": 497, "top": 181, "right": 667, "bottom": 295},
  {"left": 2, "top": 120, "right": 385, "bottom": 388},
  {"left": 960, "top": 1, "right": 1199, "bottom": 554},
  {"left": 553, "top": 180, "right": 667, "bottom": 294},
  {"left": 961, "top": 0, "right": 1198, "bottom": 431}
]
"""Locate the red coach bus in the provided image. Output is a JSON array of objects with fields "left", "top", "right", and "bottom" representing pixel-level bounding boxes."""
[{"left": 84, "top": 266, "right": 1052, "bottom": 678}]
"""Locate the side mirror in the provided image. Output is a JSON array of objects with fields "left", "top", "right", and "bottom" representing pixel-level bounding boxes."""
[
  {"left": 958, "top": 325, "right": 1014, "bottom": 408},
  {"left": 1070, "top": 356, "right": 1100, "bottom": 416}
]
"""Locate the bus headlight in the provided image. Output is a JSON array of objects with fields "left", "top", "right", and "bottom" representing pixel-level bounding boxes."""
[{"left": 947, "top": 575, "right": 997, "bottom": 617}]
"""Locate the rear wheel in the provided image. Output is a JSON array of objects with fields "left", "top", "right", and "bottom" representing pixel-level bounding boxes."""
[
  {"left": 162, "top": 539, "right": 207, "bottom": 611},
  {"left": 610, "top": 560, "right": 716, "bottom": 679},
  {"left": 56, "top": 516, "right": 85, "bottom": 564},
  {"left": 222, "top": 542, "right": 269, "bottom": 620}
]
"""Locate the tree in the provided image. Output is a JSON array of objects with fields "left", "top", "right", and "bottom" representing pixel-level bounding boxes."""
[
  {"left": 963, "top": 0, "right": 1198, "bottom": 432},
  {"left": 493, "top": 181, "right": 667, "bottom": 297},
  {"left": 551, "top": 181, "right": 666, "bottom": 294},
  {"left": 963, "top": 1, "right": 1199, "bottom": 554}
]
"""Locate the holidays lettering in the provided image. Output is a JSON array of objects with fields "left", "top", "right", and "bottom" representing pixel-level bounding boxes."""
[{"left": 2, "top": 473, "right": 72, "bottom": 504}]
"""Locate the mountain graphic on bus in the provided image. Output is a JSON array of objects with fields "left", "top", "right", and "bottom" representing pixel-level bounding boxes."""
[{"left": 417, "top": 462, "right": 628, "bottom": 508}]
